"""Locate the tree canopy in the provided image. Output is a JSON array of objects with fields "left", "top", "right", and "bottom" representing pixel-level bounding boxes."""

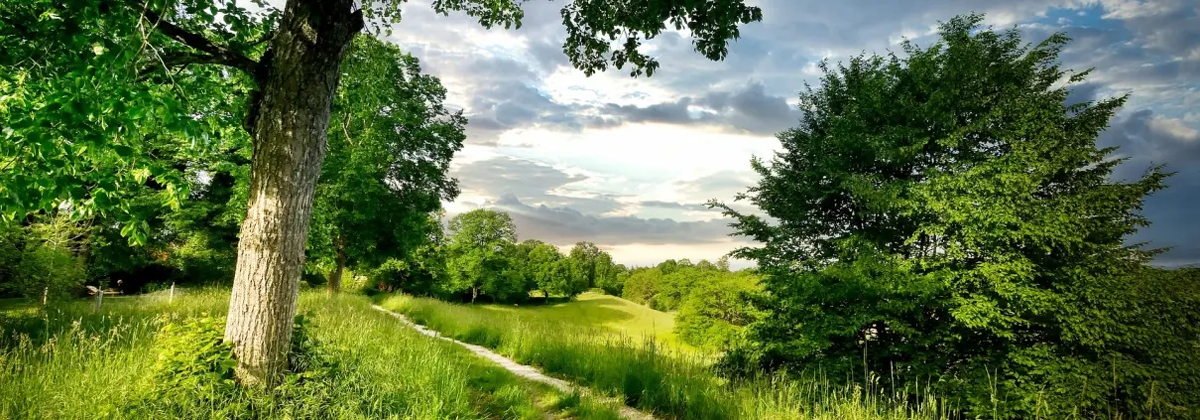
[
  {"left": 712, "top": 14, "right": 1196, "bottom": 419},
  {"left": 308, "top": 36, "right": 465, "bottom": 293}
]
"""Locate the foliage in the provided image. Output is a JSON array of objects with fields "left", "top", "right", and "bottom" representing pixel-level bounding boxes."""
[
  {"left": 567, "top": 241, "right": 603, "bottom": 288},
  {"left": 444, "top": 209, "right": 523, "bottom": 302},
  {"left": 307, "top": 36, "right": 465, "bottom": 287},
  {"left": 148, "top": 315, "right": 238, "bottom": 402},
  {"left": 0, "top": 214, "right": 89, "bottom": 301},
  {"left": 594, "top": 253, "right": 626, "bottom": 295},
  {"left": 520, "top": 242, "right": 574, "bottom": 297},
  {"left": 675, "top": 271, "right": 762, "bottom": 351},
  {"left": 0, "top": 0, "right": 266, "bottom": 243},
  {"left": 712, "top": 14, "right": 1194, "bottom": 419}
]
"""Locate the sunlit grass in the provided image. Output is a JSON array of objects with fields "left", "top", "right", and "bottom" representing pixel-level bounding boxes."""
[
  {"left": 380, "top": 293, "right": 953, "bottom": 420},
  {"left": 0, "top": 288, "right": 624, "bottom": 419},
  {"left": 482, "top": 292, "right": 682, "bottom": 347}
]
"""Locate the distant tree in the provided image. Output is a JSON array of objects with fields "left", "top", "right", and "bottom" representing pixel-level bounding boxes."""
[
  {"left": 716, "top": 255, "right": 732, "bottom": 272},
  {"left": 308, "top": 37, "right": 465, "bottom": 294},
  {"left": 370, "top": 213, "right": 451, "bottom": 296},
  {"left": 655, "top": 259, "right": 678, "bottom": 275},
  {"left": 712, "top": 14, "right": 1193, "bottom": 418},
  {"left": 524, "top": 242, "right": 563, "bottom": 297},
  {"left": 444, "top": 209, "right": 519, "bottom": 302},
  {"left": 595, "top": 257, "right": 626, "bottom": 295},
  {"left": 547, "top": 258, "right": 589, "bottom": 298},
  {"left": 621, "top": 268, "right": 663, "bottom": 307},
  {"left": 567, "top": 242, "right": 604, "bottom": 287},
  {"left": 0, "top": 214, "right": 88, "bottom": 301}
]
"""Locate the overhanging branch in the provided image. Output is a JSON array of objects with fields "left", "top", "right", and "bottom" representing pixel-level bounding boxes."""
[{"left": 139, "top": 6, "right": 260, "bottom": 76}]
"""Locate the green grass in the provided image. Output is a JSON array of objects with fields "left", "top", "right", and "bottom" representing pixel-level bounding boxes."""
[
  {"left": 482, "top": 292, "right": 682, "bottom": 347},
  {"left": 0, "top": 288, "right": 625, "bottom": 419},
  {"left": 380, "top": 293, "right": 953, "bottom": 420}
]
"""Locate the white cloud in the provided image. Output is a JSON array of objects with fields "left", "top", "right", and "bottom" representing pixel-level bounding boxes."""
[
  {"left": 373, "top": 0, "right": 1200, "bottom": 267},
  {"left": 1148, "top": 115, "right": 1200, "bottom": 142}
]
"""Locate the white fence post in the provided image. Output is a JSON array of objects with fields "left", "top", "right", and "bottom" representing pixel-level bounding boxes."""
[
  {"left": 94, "top": 286, "right": 103, "bottom": 313},
  {"left": 169, "top": 282, "right": 175, "bottom": 304}
]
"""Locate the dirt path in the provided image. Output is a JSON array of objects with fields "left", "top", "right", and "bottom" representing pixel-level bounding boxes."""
[{"left": 371, "top": 305, "right": 657, "bottom": 420}]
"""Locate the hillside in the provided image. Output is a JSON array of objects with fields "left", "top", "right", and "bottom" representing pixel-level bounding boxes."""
[{"left": 478, "top": 292, "right": 680, "bottom": 346}]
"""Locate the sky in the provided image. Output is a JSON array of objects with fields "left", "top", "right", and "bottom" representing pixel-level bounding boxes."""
[{"left": 338, "top": 0, "right": 1197, "bottom": 268}]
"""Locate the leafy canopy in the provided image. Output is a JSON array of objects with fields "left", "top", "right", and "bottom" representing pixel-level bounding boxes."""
[
  {"left": 308, "top": 36, "right": 465, "bottom": 274},
  {"left": 0, "top": 0, "right": 762, "bottom": 242},
  {"left": 713, "top": 14, "right": 1192, "bottom": 419}
]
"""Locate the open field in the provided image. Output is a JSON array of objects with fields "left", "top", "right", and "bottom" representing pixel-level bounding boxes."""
[
  {"left": 380, "top": 293, "right": 952, "bottom": 420},
  {"left": 0, "top": 290, "right": 626, "bottom": 420},
  {"left": 481, "top": 292, "right": 682, "bottom": 347}
]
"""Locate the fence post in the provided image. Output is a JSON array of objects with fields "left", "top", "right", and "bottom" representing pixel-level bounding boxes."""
[
  {"left": 94, "top": 286, "right": 103, "bottom": 313},
  {"left": 169, "top": 282, "right": 175, "bottom": 304}
]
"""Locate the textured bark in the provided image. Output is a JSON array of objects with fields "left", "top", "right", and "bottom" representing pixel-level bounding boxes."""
[
  {"left": 224, "top": 0, "right": 362, "bottom": 388},
  {"left": 327, "top": 235, "right": 345, "bottom": 295}
]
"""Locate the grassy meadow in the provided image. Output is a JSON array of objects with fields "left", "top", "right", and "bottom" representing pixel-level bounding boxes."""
[
  {"left": 379, "top": 293, "right": 952, "bottom": 420},
  {"left": 480, "top": 292, "right": 682, "bottom": 347},
  {"left": 0, "top": 288, "right": 626, "bottom": 420}
]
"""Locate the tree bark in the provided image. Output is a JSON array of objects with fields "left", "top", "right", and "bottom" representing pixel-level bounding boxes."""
[
  {"left": 327, "top": 235, "right": 346, "bottom": 295},
  {"left": 224, "top": 0, "right": 362, "bottom": 388}
]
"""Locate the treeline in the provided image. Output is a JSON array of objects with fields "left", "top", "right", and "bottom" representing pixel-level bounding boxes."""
[{"left": 373, "top": 208, "right": 626, "bottom": 303}]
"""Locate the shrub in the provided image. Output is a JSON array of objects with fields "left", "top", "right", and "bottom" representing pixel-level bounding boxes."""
[
  {"left": 675, "top": 273, "right": 761, "bottom": 351},
  {"left": 0, "top": 220, "right": 87, "bottom": 301},
  {"left": 148, "top": 315, "right": 238, "bottom": 402}
]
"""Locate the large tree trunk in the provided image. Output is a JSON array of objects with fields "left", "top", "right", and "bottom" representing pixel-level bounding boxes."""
[
  {"left": 224, "top": 0, "right": 362, "bottom": 388},
  {"left": 327, "top": 235, "right": 346, "bottom": 295}
]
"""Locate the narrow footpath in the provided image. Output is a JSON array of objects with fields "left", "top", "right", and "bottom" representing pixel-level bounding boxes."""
[{"left": 371, "top": 305, "right": 657, "bottom": 420}]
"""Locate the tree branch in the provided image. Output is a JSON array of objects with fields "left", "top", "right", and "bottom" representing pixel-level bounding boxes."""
[
  {"left": 137, "top": 51, "right": 230, "bottom": 79},
  {"left": 138, "top": 6, "right": 259, "bottom": 76}
]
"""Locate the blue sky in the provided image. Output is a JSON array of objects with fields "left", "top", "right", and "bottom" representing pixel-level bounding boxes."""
[{"left": 357, "top": 0, "right": 1199, "bottom": 268}]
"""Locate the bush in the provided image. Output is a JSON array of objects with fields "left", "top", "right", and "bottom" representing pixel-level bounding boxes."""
[
  {"left": 675, "top": 273, "right": 761, "bottom": 351},
  {"left": 148, "top": 315, "right": 238, "bottom": 402},
  {"left": 131, "top": 311, "right": 341, "bottom": 417},
  {"left": 0, "top": 219, "right": 87, "bottom": 301}
]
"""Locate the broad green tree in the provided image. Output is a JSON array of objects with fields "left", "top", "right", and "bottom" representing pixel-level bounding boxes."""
[
  {"left": 523, "top": 242, "right": 561, "bottom": 297},
  {"left": 444, "top": 209, "right": 519, "bottom": 302},
  {"left": 712, "top": 14, "right": 1193, "bottom": 418},
  {"left": 595, "top": 256, "right": 626, "bottom": 295},
  {"left": 567, "top": 241, "right": 603, "bottom": 288},
  {"left": 308, "top": 37, "right": 464, "bottom": 294},
  {"left": 3, "top": 0, "right": 763, "bottom": 386}
]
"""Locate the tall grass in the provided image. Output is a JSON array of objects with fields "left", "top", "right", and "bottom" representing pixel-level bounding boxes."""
[
  {"left": 0, "top": 288, "right": 625, "bottom": 419},
  {"left": 379, "top": 294, "right": 953, "bottom": 420}
]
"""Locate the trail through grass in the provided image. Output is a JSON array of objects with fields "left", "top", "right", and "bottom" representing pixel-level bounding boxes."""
[
  {"left": 380, "top": 293, "right": 953, "bottom": 420},
  {"left": 0, "top": 288, "right": 626, "bottom": 419}
]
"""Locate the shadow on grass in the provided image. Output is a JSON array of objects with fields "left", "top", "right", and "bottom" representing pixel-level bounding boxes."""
[{"left": 477, "top": 296, "right": 639, "bottom": 330}]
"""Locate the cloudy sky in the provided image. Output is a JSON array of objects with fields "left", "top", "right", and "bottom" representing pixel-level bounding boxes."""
[{"left": 356, "top": 0, "right": 1198, "bottom": 268}]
